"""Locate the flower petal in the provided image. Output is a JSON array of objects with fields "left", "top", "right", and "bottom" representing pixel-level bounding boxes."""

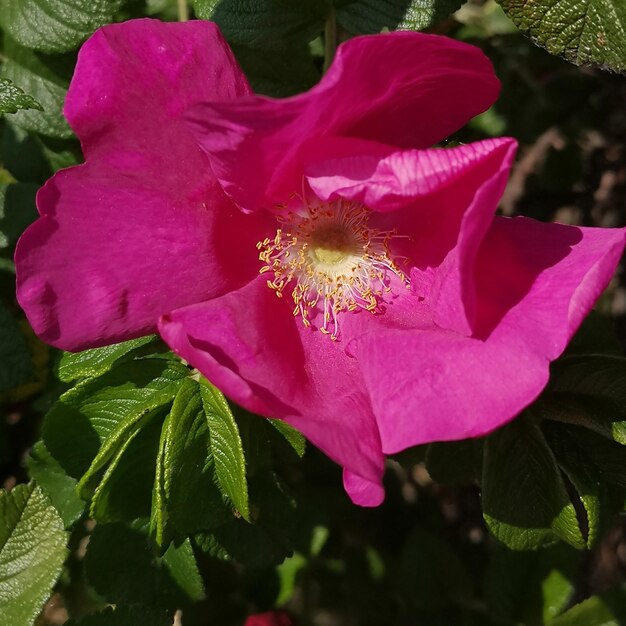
[
  {"left": 352, "top": 218, "right": 626, "bottom": 453},
  {"left": 65, "top": 19, "right": 251, "bottom": 158},
  {"left": 158, "top": 276, "right": 385, "bottom": 505},
  {"left": 16, "top": 19, "right": 264, "bottom": 351},
  {"left": 186, "top": 32, "right": 500, "bottom": 211},
  {"left": 16, "top": 168, "right": 270, "bottom": 351}
]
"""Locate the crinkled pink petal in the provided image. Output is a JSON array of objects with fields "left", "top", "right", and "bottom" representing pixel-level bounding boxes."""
[
  {"left": 16, "top": 19, "right": 267, "bottom": 351},
  {"left": 186, "top": 32, "right": 500, "bottom": 211},
  {"left": 352, "top": 217, "right": 626, "bottom": 453},
  {"left": 158, "top": 276, "right": 385, "bottom": 506},
  {"left": 308, "top": 138, "right": 518, "bottom": 336},
  {"left": 65, "top": 19, "right": 251, "bottom": 158}
]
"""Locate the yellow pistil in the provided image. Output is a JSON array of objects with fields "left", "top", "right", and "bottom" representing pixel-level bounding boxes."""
[{"left": 257, "top": 198, "right": 409, "bottom": 340}]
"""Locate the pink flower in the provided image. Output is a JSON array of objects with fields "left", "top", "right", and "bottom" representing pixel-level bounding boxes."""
[
  {"left": 244, "top": 611, "right": 295, "bottom": 626},
  {"left": 16, "top": 19, "right": 626, "bottom": 506}
]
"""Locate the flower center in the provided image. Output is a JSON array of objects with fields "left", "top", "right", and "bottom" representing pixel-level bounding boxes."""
[{"left": 257, "top": 199, "right": 408, "bottom": 340}]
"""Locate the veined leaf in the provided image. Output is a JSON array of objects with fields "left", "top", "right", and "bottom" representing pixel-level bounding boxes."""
[
  {"left": 57, "top": 335, "right": 163, "bottom": 383},
  {"left": 150, "top": 379, "right": 230, "bottom": 547},
  {"left": 542, "top": 356, "right": 626, "bottom": 445},
  {"left": 497, "top": 0, "right": 626, "bottom": 72},
  {"left": 0, "top": 483, "right": 68, "bottom": 626},
  {"left": 200, "top": 378, "right": 250, "bottom": 521},
  {"left": 0, "top": 35, "right": 73, "bottom": 139},
  {"left": 43, "top": 358, "right": 188, "bottom": 479},
  {"left": 0, "top": 77, "right": 42, "bottom": 114},
  {"left": 0, "top": 0, "right": 124, "bottom": 54},
  {"left": 27, "top": 441, "right": 85, "bottom": 528},
  {"left": 482, "top": 416, "right": 585, "bottom": 550},
  {"left": 269, "top": 418, "right": 306, "bottom": 458},
  {"left": 336, "top": 0, "right": 465, "bottom": 34}
]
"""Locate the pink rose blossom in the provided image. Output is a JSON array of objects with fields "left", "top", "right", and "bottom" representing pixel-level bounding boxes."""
[
  {"left": 15, "top": 19, "right": 626, "bottom": 506},
  {"left": 244, "top": 611, "right": 295, "bottom": 626}
]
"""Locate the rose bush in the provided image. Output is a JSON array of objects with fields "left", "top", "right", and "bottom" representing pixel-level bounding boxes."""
[{"left": 15, "top": 19, "right": 626, "bottom": 506}]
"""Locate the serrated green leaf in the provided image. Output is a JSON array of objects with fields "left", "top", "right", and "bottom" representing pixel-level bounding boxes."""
[
  {"left": 0, "top": 36, "right": 73, "bottom": 138},
  {"left": 336, "top": 0, "right": 465, "bottom": 34},
  {"left": 0, "top": 182, "right": 38, "bottom": 251},
  {"left": 0, "top": 483, "right": 68, "bottom": 626},
  {"left": 27, "top": 441, "right": 85, "bottom": 528},
  {"left": 43, "top": 358, "right": 188, "bottom": 480},
  {"left": 482, "top": 416, "right": 585, "bottom": 550},
  {"left": 150, "top": 379, "right": 231, "bottom": 547},
  {"left": 89, "top": 411, "right": 166, "bottom": 523},
  {"left": 0, "top": 300, "right": 35, "bottom": 393},
  {"left": 497, "top": 0, "right": 626, "bottom": 72},
  {"left": 57, "top": 335, "right": 163, "bottom": 383},
  {"left": 200, "top": 378, "right": 250, "bottom": 521},
  {"left": 541, "top": 356, "right": 626, "bottom": 445},
  {"left": 0, "top": 77, "right": 42, "bottom": 114},
  {"left": 269, "top": 418, "right": 306, "bottom": 458},
  {"left": 65, "top": 606, "right": 173, "bottom": 626},
  {"left": 0, "top": 0, "right": 124, "bottom": 54},
  {"left": 77, "top": 386, "right": 176, "bottom": 498}
]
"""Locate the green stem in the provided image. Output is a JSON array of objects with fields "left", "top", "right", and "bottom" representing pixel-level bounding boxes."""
[
  {"left": 177, "top": 0, "right": 189, "bottom": 21},
  {"left": 323, "top": 7, "right": 337, "bottom": 73}
]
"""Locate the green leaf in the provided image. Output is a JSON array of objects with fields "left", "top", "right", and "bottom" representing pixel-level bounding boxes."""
[
  {"left": 89, "top": 411, "right": 166, "bottom": 522},
  {"left": 497, "top": 0, "right": 626, "bottom": 72},
  {"left": 0, "top": 182, "right": 38, "bottom": 251},
  {"left": 57, "top": 335, "right": 163, "bottom": 383},
  {"left": 0, "top": 36, "right": 73, "bottom": 138},
  {"left": 425, "top": 438, "right": 483, "bottom": 485},
  {"left": 151, "top": 379, "right": 231, "bottom": 547},
  {"left": 0, "top": 300, "right": 34, "bottom": 393},
  {"left": 192, "top": 0, "right": 321, "bottom": 96},
  {"left": 0, "top": 77, "right": 42, "bottom": 114},
  {"left": 541, "top": 356, "right": 626, "bottom": 445},
  {"left": 162, "top": 538, "right": 205, "bottom": 603},
  {"left": 335, "top": 0, "right": 465, "bottom": 34},
  {"left": 230, "top": 43, "right": 320, "bottom": 97},
  {"left": 0, "top": 0, "right": 124, "bottom": 54},
  {"left": 548, "top": 589, "right": 626, "bottom": 625},
  {"left": 27, "top": 441, "right": 85, "bottom": 528},
  {"left": 43, "top": 358, "right": 188, "bottom": 480},
  {"left": 482, "top": 416, "right": 585, "bottom": 550},
  {"left": 544, "top": 422, "right": 611, "bottom": 548},
  {"left": 269, "top": 418, "right": 306, "bottom": 458},
  {"left": 84, "top": 523, "right": 200, "bottom": 608},
  {"left": 65, "top": 606, "right": 173, "bottom": 626},
  {"left": 193, "top": 0, "right": 325, "bottom": 48},
  {"left": 0, "top": 483, "right": 68, "bottom": 626},
  {"left": 195, "top": 470, "right": 297, "bottom": 568},
  {"left": 551, "top": 424, "right": 626, "bottom": 490},
  {"left": 485, "top": 543, "right": 577, "bottom": 625},
  {"left": 200, "top": 378, "right": 250, "bottom": 521}
]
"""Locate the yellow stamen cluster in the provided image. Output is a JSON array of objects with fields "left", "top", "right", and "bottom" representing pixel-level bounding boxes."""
[{"left": 257, "top": 199, "right": 409, "bottom": 340}]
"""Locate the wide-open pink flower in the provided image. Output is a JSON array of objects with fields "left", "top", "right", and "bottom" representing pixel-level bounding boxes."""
[{"left": 16, "top": 19, "right": 626, "bottom": 506}]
